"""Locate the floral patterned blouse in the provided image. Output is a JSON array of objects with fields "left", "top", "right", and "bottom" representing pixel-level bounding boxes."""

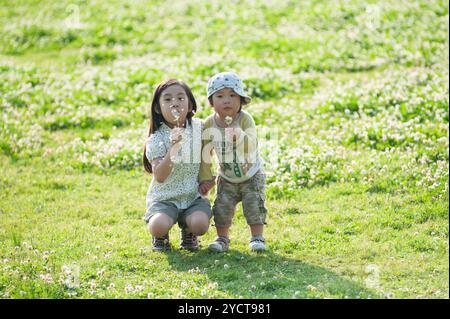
[{"left": 144, "top": 118, "right": 204, "bottom": 212}]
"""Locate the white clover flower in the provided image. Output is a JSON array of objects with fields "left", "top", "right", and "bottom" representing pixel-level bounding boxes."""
[
  {"left": 124, "top": 284, "right": 134, "bottom": 293},
  {"left": 39, "top": 273, "right": 54, "bottom": 284}
]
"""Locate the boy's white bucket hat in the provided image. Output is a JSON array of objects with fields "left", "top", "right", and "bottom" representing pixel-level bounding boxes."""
[{"left": 207, "top": 72, "right": 251, "bottom": 105}]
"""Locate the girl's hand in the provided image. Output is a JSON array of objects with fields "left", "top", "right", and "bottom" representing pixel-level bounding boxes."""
[
  {"left": 199, "top": 178, "right": 216, "bottom": 195},
  {"left": 170, "top": 127, "right": 185, "bottom": 145}
]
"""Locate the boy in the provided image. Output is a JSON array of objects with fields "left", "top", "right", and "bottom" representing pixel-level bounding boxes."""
[{"left": 199, "top": 72, "right": 267, "bottom": 252}]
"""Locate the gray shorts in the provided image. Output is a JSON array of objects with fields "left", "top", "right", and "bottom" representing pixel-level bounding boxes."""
[
  {"left": 213, "top": 171, "right": 267, "bottom": 227},
  {"left": 144, "top": 196, "right": 212, "bottom": 229}
]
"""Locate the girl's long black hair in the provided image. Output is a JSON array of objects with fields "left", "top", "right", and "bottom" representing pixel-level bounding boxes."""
[{"left": 143, "top": 79, "right": 197, "bottom": 173}]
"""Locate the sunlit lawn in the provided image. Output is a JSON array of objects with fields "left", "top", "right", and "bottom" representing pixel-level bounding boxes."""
[{"left": 0, "top": 0, "right": 448, "bottom": 298}]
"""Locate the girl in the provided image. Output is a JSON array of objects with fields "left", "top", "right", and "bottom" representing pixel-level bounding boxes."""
[
  {"left": 143, "top": 79, "right": 213, "bottom": 251},
  {"left": 200, "top": 72, "right": 268, "bottom": 253}
]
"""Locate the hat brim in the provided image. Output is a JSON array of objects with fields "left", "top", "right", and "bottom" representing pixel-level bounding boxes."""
[{"left": 241, "top": 96, "right": 251, "bottom": 105}]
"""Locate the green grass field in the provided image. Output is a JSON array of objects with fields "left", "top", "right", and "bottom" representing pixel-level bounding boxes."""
[{"left": 0, "top": 0, "right": 448, "bottom": 298}]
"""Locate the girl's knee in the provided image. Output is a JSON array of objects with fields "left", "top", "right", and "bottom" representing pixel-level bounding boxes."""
[
  {"left": 191, "top": 222, "right": 209, "bottom": 236},
  {"left": 148, "top": 213, "right": 174, "bottom": 237},
  {"left": 186, "top": 211, "right": 210, "bottom": 235}
]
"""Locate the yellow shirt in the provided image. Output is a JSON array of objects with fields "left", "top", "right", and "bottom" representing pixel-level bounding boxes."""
[{"left": 199, "top": 110, "right": 263, "bottom": 183}]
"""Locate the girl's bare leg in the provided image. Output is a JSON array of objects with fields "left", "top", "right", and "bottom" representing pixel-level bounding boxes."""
[
  {"left": 147, "top": 213, "right": 174, "bottom": 237},
  {"left": 185, "top": 211, "right": 210, "bottom": 236}
]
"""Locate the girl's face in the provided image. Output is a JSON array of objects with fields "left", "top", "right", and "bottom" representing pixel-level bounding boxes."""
[
  {"left": 210, "top": 88, "right": 241, "bottom": 119},
  {"left": 158, "top": 84, "right": 191, "bottom": 127}
]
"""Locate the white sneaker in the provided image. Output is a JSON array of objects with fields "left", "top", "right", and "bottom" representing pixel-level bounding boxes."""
[
  {"left": 208, "top": 236, "right": 230, "bottom": 252},
  {"left": 249, "top": 236, "right": 266, "bottom": 252}
]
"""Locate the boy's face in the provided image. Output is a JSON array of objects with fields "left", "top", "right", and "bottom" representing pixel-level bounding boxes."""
[
  {"left": 210, "top": 88, "right": 241, "bottom": 119},
  {"left": 159, "top": 84, "right": 191, "bottom": 127}
]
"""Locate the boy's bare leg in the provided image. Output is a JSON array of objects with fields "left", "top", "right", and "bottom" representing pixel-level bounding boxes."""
[
  {"left": 216, "top": 226, "right": 230, "bottom": 238},
  {"left": 250, "top": 224, "right": 264, "bottom": 237}
]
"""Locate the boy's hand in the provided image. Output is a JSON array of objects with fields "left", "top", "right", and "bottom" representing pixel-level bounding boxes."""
[{"left": 199, "top": 178, "right": 216, "bottom": 195}]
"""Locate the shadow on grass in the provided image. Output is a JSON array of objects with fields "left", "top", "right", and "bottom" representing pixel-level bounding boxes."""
[{"left": 166, "top": 248, "right": 379, "bottom": 299}]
